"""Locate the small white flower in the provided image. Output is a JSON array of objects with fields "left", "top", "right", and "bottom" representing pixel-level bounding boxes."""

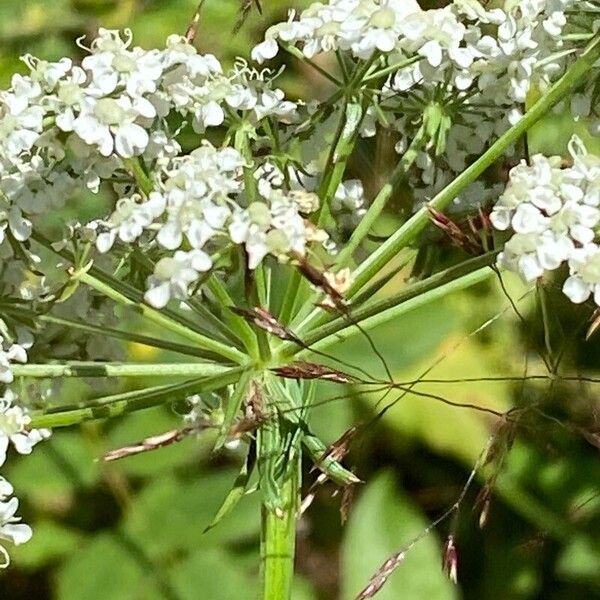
[
  {"left": 96, "top": 192, "right": 166, "bottom": 252},
  {"left": 0, "top": 80, "right": 44, "bottom": 157},
  {"left": 563, "top": 244, "right": 600, "bottom": 305},
  {"left": 0, "top": 476, "right": 32, "bottom": 568},
  {"left": 0, "top": 338, "right": 27, "bottom": 385},
  {"left": 144, "top": 250, "right": 212, "bottom": 308},
  {"left": 251, "top": 38, "right": 279, "bottom": 63},
  {"left": 73, "top": 95, "right": 154, "bottom": 157},
  {"left": 0, "top": 389, "right": 50, "bottom": 466},
  {"left": 82, "top": 30, "right": 163, "bottom": 97}
]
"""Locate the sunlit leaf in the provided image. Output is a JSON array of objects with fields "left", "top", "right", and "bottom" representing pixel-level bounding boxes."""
[{"left": 341, "top": 471, "right": 457, "bottom": 600}]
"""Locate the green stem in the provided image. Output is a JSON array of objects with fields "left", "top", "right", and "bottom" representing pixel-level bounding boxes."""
[
  {"left": 278, "top": 253, "right": 497, "bottom": 359},
  {"left": 333, "top": 122, "right": 427, "bottom": 269},
  {"left": 12, "top": 362, "right": 230, "bottom": 378},
  {"left": 260, "top": 455, "right": 299, "bottom": 600},
  {"left": 279, "top": 102, "right": 364, "bottom": 324},
  {"left": 123, "top": 157, "right": 154, "bottom": 195},
  {"left": 362, "top": 55, "right": 420, "bottom": 82},
  {"left": 318, "top": 102, "right": 365, "bottom": 221},
  {"left": 13, "top": 312, "right": 214, "bottom": 359},
  {"left": 207, "top": 275, "right": 260, "bottom": 358},
  {"left": 282, "top": 43, "right": 343, "bottom": 87},
  {"left": 31, "top": 231, "right": 221, "bottom": 343},
  {"left": 30, "top": 367, "right": 243, "bottom": 429},
  {"left": 310, "top": 266, "right": 493, "bottom": 353},
  {"left": 75, "top": 268, "right": 246, "bottom": 364}
]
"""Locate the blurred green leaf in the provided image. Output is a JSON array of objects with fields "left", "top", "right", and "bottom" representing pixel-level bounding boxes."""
[
  {"left": 8, "top": 431, "right": 100, "bottom": 501},
  {"left": 122, "top": 469, "right": 260, "bottom": 559},
  {"left": 341, "top": 471, "right": 458, "bottom": 600},
  {"left": 56, "top": 532, "right": 163, "bottom": 600},
  {"left": 556, "top": 536, "right": 600, "bottom": 585},
  {"left": 170, "top": 548, "right": 257, "bottom": 600},
  {"left": 11, "top": 521, "right": 82, "bottom": 569}
]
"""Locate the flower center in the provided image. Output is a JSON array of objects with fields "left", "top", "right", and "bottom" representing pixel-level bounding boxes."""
[
  {"left": 58, "top": 83, "right": 83, "bottom": 106},
  {"left": 112, "top": 53, "right": 137, "bottom": 73},
  {"left": 248, "top": 202, "right": 272, "bottom": 229},
  {"left": 154, "top": 256, "right": 178, "bottom": 280},
  {"left": 369, "top": 7, "right": 396, "bottom": 29},
  {"left": 0, "top": 407, "right": 26, "bottom": 437},
  {"left": 266, "top": 229, "right": 291, "bottom": 254},
  {"left": 581, "top": 255, "right": 600, "bottom": 283},
  {"left": 316, "top": 22, "right": 340, "bottom": 37},
  {"left": 93, "top": 98, "right": 126, "bottom": 125},
  {"left": 0, "top": 114, "right": 17, "bottom": 135}
]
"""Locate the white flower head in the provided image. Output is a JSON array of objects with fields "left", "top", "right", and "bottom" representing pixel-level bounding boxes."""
[
  {"left": 144, "top": 250, "right": 212, "bottom": 308},
  {"left": 563, "top": 244, "right": 600, "bottom": 305},
  {"left": 73, "top": 95, "right": 154, "bottom": 157},
  {"left": 96, "top": 192, "right": 166, "bottom": 252},
  {"left": 0, "top": 476, "right": 32, "bottom": 568},
  {"left": 0, "top": 390, "right": 50, "bottom": 466}
]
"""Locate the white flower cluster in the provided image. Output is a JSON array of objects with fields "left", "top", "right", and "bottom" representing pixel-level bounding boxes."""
[
  {"left": 253, "top": 0, "right": 590, "bottom": 214},
  {"left": 0, "top": 476, "right": 32, "bottom": 568},
  {"left": 0, "top": 389, "right": 50, "bottom": 466},
  {"left": 0, "top": 29, "right": 299, "bottom": 253},
  {"left": 0, "top": 328, "right": 51, "bottom": 566},
  {"left": 0, "top": 28, "right": 315, "bottom": 310},
  {"left": 90, "top": 145, "right": 325, "bottom": 308},
  {"left": 252, "top": 0, "right": 423, "bottom": 61},
  {"left": 492, "top": 137, "right": 600, "bottom": 306},
  {"left": 381, "top": 0, "right": 581, "bottom": 211}
]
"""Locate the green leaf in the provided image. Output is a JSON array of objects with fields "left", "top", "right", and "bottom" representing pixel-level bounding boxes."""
[
  {"left": 204, "top": 450, "right": 255, "bottom": 533},
  {"left": 329, "top": 299, "right": 459, "bottom": 382},
  {"left": 556, "top": 536, "right": 600, "bottom": 584},
  {"left": 10, "top": 521, "right": 81, "bottom": 569},
  {"left": 341, "top": 471, "right": 457, "bottom": 600},
  {"left": 170, "top": 548, "right": 257, "bottom": 600},
  {"left": 56, "top": 532, "right": 164, "bottom": 600},
  {"left": 343, "top": 284, "right": 517, "bottom": 465},
  {"left": 122, "top": 469, "right": 261, "bottom": 559},
  {"left": 7, "top": 431, "right": 100, "bottom": 501}
]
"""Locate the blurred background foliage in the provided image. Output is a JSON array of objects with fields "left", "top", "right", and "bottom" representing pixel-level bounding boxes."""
[{"left": 0, "top": 0, "right": 599, "bottom": 599}]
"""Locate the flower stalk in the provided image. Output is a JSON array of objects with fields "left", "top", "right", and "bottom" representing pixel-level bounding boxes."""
[{"left": 260, "top": 464, "right": 300, "bottom": 600}]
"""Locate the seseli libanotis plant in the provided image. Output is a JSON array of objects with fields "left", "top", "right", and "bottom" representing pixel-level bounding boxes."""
[{"left": 0, "top": 0, "right": 599, "bottom": 596}]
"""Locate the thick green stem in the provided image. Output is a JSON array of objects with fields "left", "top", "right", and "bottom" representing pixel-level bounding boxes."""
[
  {"left": 260, "top": 457, "right": 299, "bottom": 600},
  {"left": 30, "top": 367, "right": 243, "bottom": 429},
  {"left": 12, "top": 362, "right": 230, "bottom": 378}
]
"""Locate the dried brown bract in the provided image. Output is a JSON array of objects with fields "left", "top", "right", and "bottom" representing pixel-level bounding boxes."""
[
  {"left": 272, "top": 361, "right": 355, "bottom": 384},
  {"left": 231, "top": 306, "right": 301, "bottom": 342},
  {"left": 103, "top": 426, "right": 198, "bottom": 462}
]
